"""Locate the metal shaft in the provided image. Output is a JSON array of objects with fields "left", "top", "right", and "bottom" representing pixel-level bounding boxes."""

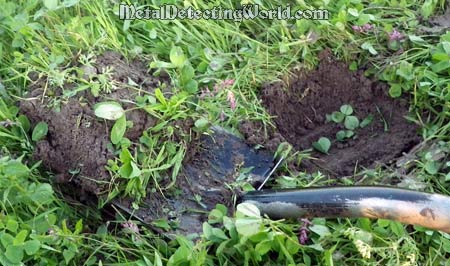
[{"left": 242, "top": 186, "right": 450, "bottom": 233}]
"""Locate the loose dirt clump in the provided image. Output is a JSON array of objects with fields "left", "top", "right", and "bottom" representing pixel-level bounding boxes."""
[
  {"left": 240, "top": 51, "right": 421, "bottom": 176},
  {"left": 20, "top": 51, "right": 167, "bottom": 195}
]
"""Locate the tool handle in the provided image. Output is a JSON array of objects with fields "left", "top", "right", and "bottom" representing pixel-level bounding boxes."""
[{"left": 242, "top": 186, "right": 450, "bottom": 233}]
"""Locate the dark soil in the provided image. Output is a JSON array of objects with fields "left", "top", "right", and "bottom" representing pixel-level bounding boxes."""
[
  {"left": 116, "top": 126, "right": 273, "bottom": 235},
  {"left": 20, "top": 52, "right": 273, "bottom": 235},
  {"left": 240, "top": 51, "right": 421, "bottom": 176},
  {"left": 20, "top": 51, "right": 166, "bottom": 195},
  {"left": 420, "top": 6, "right": 450, "bottom": 33}
]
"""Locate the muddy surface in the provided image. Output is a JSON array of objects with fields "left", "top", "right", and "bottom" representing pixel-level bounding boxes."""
[
  {"left": 240, "top": 51, "right": 421, "bottom": 176},
  {"left": 21, "top": 51, "right": 165, "bottom": 195},
  {"left": 116, "top": 126, "right": 273, "bottom": 235}
]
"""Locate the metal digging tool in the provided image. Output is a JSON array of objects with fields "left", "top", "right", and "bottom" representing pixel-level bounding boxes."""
[
  {"left": 242, "top": 186, "right": 450, "bottom": 233},
  {"left": 112, "top": 126, "right": 275, "bottom": 235},
  {"left": 114, "top": 126, "right": 450, "bottom": 234}
]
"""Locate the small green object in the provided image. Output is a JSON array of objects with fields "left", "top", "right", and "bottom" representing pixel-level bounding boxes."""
[
  {"left": 312, "top": 137, "right": 331, "bottom": 154},
  {"left": 111, "top": 114, "right": 126, "bottom": 144},
  {"left": 43, "top": 0, "right": 58, "bottom": 10},
  {"left": 169, "top": 46, "right": 186, "bottom": 68},
  {"left": 194, "top": 118, "right": 208, "bottom": 130},
  {"left": 331, "top": 111, "right": 345, "bottom": 123},
  {"left": 340, "top": 105, "right": 353, "bottom": 115},
  {"left": 336, "top": 130, "right": 353, "bottom": 141},
  {"left": 24, "top": 240, "right": 41, "bottom": 255},
  {"left": 349, "top": 61, "right": 358, "bottom": 71},
  {"left": 18, "top": 114, "right": 30, "bottom": 132},
  {"left": 184, "top": 79, "right": 198, "bottom": 93},
  {"left": 360, "top": 114, "right": 374, "bottom": 128},
  {"left": 94, "top": 101, "right": 125, "bottom": 120},
  {"left": 5, "top": 245, "right": 24, "bottom": 264},
  {"left": 32, "top": 121, "right": 48, "bottom": 141},
  {"left": 344, "top": 116, "right": 360, "bottom": 130},
  {"left": 389, "top": 84, "right": 402, "bottom": 98},
  {"left": 152, "top": 219, "right": 171, "bottom": 230}
]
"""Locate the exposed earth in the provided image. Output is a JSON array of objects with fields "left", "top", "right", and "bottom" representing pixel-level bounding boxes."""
[
  {"left": 20, "top": 50, "right": 421, "bottom": 234},
  {"left": 240, "top": 51, "right": 421, "bottom": 177},
  {"left": 20, "top": 51, "right": 164, "bottom": 195},
  {"left": 20, "top": 52, "right": 273, "bottom": 234}
]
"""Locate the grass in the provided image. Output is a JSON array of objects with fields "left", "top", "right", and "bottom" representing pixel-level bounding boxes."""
[{"left": 1, "top": 0, "right": 450, "bottom": 264}]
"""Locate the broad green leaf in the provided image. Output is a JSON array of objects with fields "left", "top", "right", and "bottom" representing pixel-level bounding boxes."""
[
  {"left": 44, "top": 0, "right": 58, "bottom": 10},
  {"left": 445, "top": 173, "right": 450, "bottom": 182},
  {"left": 154, "top": 252, "right": 163, "bottom": 266},
  {"left": 344, "top": 116, "right": 359, "bottom": 130},
  {"left": 129, "top": 161, "right": 142, "bottom": 178},
  {"left": 180, "top": 64, "right": 195, "bottom": 84},
  {"left": 389, "top": 221, "right": 405, "bottom": 237},
  {"left": 349, "top": 61, "right": 358, "bottom": 71},
  {"left": 212, "top": 228, "right": 229, "bottom": 241},
  {"left": 0, "top": 233, "right": 13, "bottom": 248},
  {"left": 152, "top": 219, "right": 171, "bottom": 230},
  {"left": 312, "top": 137, "right": 331, "bottom": 154},
  {"left": 120, "top": 147, "right": 133, "bottom": 163},
  {"left": 184, "top": 79, "right": 198, "bottom": 93},
  {"left": 347, "top": 8, "right": 359, "bottom": 17},
  {"left": 340, "top": 105, "right": 353, "bottom": 115},
  {"left": 24, "top": 240, "right": 41, "bottom": 255},
  {"left": 94, "top": 102, "right": 124, "bottom": 120},
  {"left": 32, "top": 121, "right": 48, "bottom": 141},
  {"left": 170, "top": 46, "right": 186, "bottom": 68},
  {"left": 345, "top": 130, "right": 355, "bottom": 138},
  {"left": 255, "top": 240, "right": 272, "bottom": 255},
  {"left": 30, "top": 183, "right": 53, "bottom": 204},
  {"left": 330, "top": 111, "right": 345, "bottom": 123},
  {"left": 235, "top": 217, "right": 262, "bottom": 237},
  {"left": 119, "top": 162, "right": 132, "bottom": 178},
  {"left": 336, "top": 130, "right": 348, "bottom": 141},
  {"left": 389, "top": 83, "right": 402, "bottom": 98},
  {"left": 431, "top": 61, "right": 450, "bottom": 73},
  {"left": 18, "top": 114, "right": 30, "bottom": 132},
  {"left": 149, "top": 61, "right": 175, "bottom": 69},
  {"left": 396, "top": 61, "right": 414, "bottom": 80},
  {"left": 424, "top": 161, "right": 440, "bottom": 175},
  {"left": 203, "top": 222, "right": 213, "bottom": 239},
  {"left": 377, "top": 219, "right": 390, "bottom": 227},
  {"left": 111, "top": 114, "right": 126, "bottom": 144},
  {"left": 236, "top": 202, "right": 261, "bottom": 218},
  {"left": 63, "top": 249, "right": 76, "bottom": 264},
  {"left": 208, "top": 209, "right": 224, "bottom": 224},
  {"left": 5, "top": 245, "right": 23, "bottom": 264},
  {"left": 421, "top": 0, "right": 435, "bottom": 19},
  {"left": 309, "top": 224, "right": 331, "bottom": 237},
  {"left": 194, "top": 118, "right": 208, "bottom": 130},
  {"left": 3, "top": 160, "right": 29, "bottom": 177},
  {"left": 6, "top": 219, "right": 18, "bottom": 233},
  {"left": 13, "top": 230, "right": 28, "bottom": 245}
]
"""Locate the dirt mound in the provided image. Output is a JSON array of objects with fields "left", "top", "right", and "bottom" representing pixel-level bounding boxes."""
[
  {"left": 20, "top": 52, "right": 274, "bottom": 234},
  {"left": 20, "top": 52, "right": 167, "bottom": 195},
  {"left": 240, "top": 51, "right": 421, "bottom": 176}
]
